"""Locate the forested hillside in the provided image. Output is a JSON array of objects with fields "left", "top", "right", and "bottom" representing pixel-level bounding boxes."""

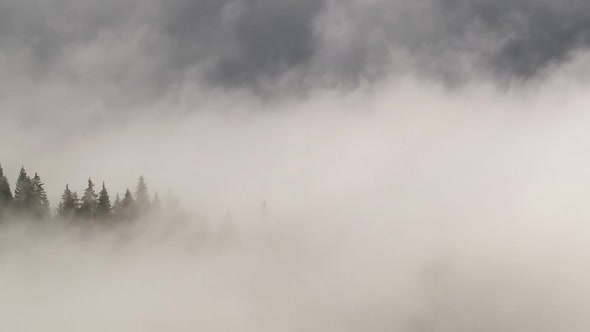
[{"left": 0, "top": 164, "right": 179, "bottom": 225}]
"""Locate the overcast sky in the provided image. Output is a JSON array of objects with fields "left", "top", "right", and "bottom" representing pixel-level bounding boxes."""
[{"left": 1, "top": 0, "right": 589, "bottom": 92}]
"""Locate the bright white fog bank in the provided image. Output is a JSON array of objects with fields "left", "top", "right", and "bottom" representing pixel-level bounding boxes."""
[{"left": 3, "top": 60, "right": 590, "bottom": 330}]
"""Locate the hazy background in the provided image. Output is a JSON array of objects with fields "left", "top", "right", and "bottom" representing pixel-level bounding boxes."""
[{"left": 2, "top": 0, "right": 590, "bottom": 330}]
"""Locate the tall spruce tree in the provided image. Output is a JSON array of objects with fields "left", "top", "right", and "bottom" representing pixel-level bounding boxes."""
[
  {"left": 72, "top": 192, "right": 80, "bottom": 214},
  {"left": 121, "top": 188, "right": 136, "bottom": 220},
  {"left": 121, "top": 189, "right": 134, "bottom": 207},
  {"left": 13, "top": 167, "right": 35, "bottom": 214},
  {"left": 96, "top": 182, "right": 112, "bottom": 219},
  {"left": 135, "top": 176, "right": 150, "bottom": 213},
  {"left": 112, "top": 193, "right": 122, "bottom": 218},
  {"left": 78, "top": 179, "right": 98, "bottom": 219},
  {"left": 32, "top": 173, "right": 51, "bottom": 219},
  {"left": 0, "top": 164, "right": 14, "bottom": 219},
  {"left": 56, "top": 185, "right": 76, "bottom": 219}
]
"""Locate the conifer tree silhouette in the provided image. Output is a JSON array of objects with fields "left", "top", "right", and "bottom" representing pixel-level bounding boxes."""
[
  {"left": 14, "top": 167, "right": 35, "bottom": 214},
  {"left": 96, "top": 182, "right": 112, "bottom": 220},
  {"left": 56, "top": 185, "right": 77, "bottom": 219},
  {"left": 135, "top": 176, "right": 150, "bottom": 214},
  {"left": 0, "top": 164, "right": 13, "bottom": 219},
  {"left": 78, "top": 179, "right": 98, "bottom": 219},
  {"left": 32, "top": 173, "right": 50, "bottom": 219}
]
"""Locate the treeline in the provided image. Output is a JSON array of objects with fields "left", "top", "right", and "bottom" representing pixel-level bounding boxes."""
[{"left": 0, "top": 164, "right": 167, "bottom": 223}]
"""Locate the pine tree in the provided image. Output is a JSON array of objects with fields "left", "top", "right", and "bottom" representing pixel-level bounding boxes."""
[
  {"left": 72, "top": 191, "right": 80, "bottom": 214},
  {"left": 112, "top": 193, "right": 122, "bottom": 218},
  {"left": 13, "top": 167, "right": 35, "bottom": 214},
  {"left": 135, "top": 176, "right": 150, "bottom": 214},
  {"left": 32, "top": 173, "right": 50, "bottom": 219},
  {"left": 56, "top": 185, "right": 77, "bottom": 219},
  {"left": 121, "top": 189, "right": 134, "bottom": 207},
  {"left": 0, "top": 164, "right": 14, "bottom": 219},
  {"left": 96, "top": 182, "right": 112, "bottom": 219},
  {"left": 78, "top": 178, "right": 98, "bottom": 219},
  {"left": 121, "top": 188, "right": 136, "bottom": 220}
]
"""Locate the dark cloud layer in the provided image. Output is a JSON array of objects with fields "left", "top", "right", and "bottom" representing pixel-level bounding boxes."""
[
  {"left": 440, "top": 0, "right": 590, "bottom": 77},
  {"left": 0, "top": 0, "right": 589, "bottom": 94},
  {"left": 161, "top": 0, "right": 324, "bottom": 87}
]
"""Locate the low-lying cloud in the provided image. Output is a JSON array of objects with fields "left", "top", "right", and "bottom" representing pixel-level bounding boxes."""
[
  {"left": 3, "top": 58, "right": 590, "bottom": 329},
  {"left": 2, "top": 1, "right": 590, "bottom": 331}
]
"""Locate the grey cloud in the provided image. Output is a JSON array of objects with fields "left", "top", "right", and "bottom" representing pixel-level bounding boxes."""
[
  {"left": 312, "top": 0, "right": 590, "bottom": 85},
  {"left": 1, "top": 0, "right": 590, "bottom": 95},
  {"left": 0, "top": 0, "right": 143, "bottom": 70},
  {"left": 154, "top": 0, "right": 590, "bottom": 87},
  {"left": 436, "top": 0, "right": 590, "bottom": 77},
  {"left": 161, "top": 0, "right": 324, "bottom": 87}
]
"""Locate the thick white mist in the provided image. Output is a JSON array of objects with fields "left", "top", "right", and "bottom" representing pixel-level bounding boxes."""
[{"left": 3, "top": 53, "right": 590, "bottom": 331}]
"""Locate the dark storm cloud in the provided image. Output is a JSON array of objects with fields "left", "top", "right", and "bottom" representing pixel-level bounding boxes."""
[
  {"left": 161, "top": 0, "right": 324, "bottom": 86},
  {"left": 438, "top": 0, "right": 590, "bottom": 77},
  {"left": 1, "top": 0, "right": 589, "bottom": 92},
  {"left": 312, "top": 0, "right": 590, "bottom": 85}
]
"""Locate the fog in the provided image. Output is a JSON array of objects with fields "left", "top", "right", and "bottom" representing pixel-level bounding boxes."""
[{"left": 3, "top": 0, "right": 590, "bottom": 331}]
